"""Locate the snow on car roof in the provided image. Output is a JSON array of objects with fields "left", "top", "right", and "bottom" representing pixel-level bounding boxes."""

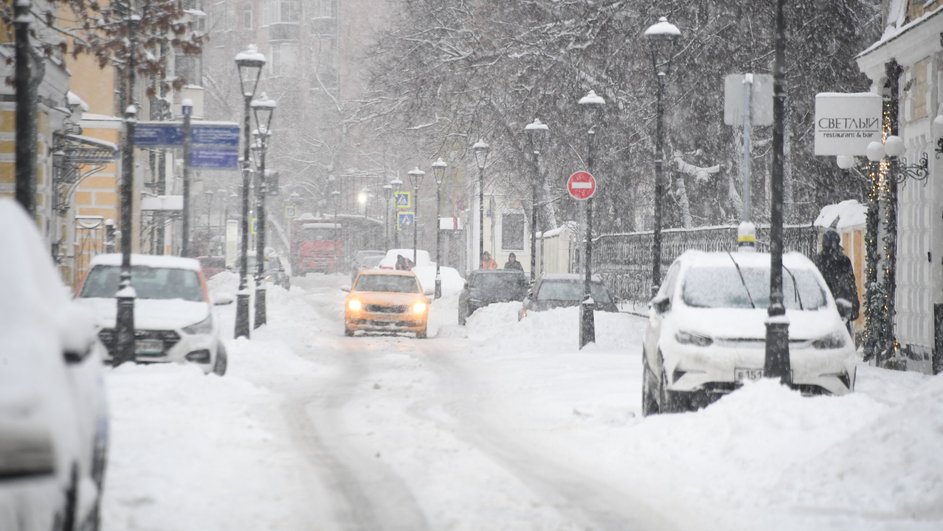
[
  {"left": 676, "top": 250, "right": 816, "bottom": 269},
  {"left": 89, "top": 253, "right": 202, "bottom": 271},
  {"left": 358, "top": 269, "right": 417, "bottom": 277}
]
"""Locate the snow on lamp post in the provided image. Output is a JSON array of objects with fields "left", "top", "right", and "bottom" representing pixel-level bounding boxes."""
[
  {"left": 578, "top": 90, "right": 605, "bottom": 349},
  {"left": 643, "top": 16, "right": 680, "bottom": 298},
  {"left": 525, "top": 118, "right": 549, "bottom": 285},
  {"left": 407, "top": 167, "right": 426, "bottom": 267},
  {"left": 251, "top": 93, "right": 276, "bottom": 328},
  {"left": 473, "top": 140, "right": 490, "bottom": 269},
  {"left": 432, "top": 157, "right": 448, "bottom": 298},
  {"left": 234, "top": 44, "right": 266, "bottom": 339}
]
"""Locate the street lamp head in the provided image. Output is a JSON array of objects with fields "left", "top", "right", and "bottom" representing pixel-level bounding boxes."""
[
  {"left": 234, "top": 44, "right": 266, "bottom": 99},
  {"left": 382, "top": 183, "right": 393, "bottom": 199},
  {"left": 473, "top": 139, "right": 490, "bottom": 170},
  {"left": 390, "top": 177, "right": 403, "bottom": 189},
  {"left": 407, "top": 167, "right": 426, "bottom": 189},
  {"left": 884, "top": 135, "right": 905, "bottom": 158},
  {"left": 432, "top": 157, "right": 448, "bottom": 185},
  {"left": 357, "top": 189, "right": 368, "bottom": 206},
  {"left": 866, "top": 141, "right": 885, "bottom": 162},
  {"left": 181, "top": 98, "right": 193, "bottom": 117},
  {"left": 251, "top": 93, "right": 277, "bottom": 135},
  {"left": 328, "top": 174, "right": 336, "bottom": 183},
  {"left": 330, "top": 189, "right": 340, "bottom": 198},
  {"left": 578, "top": 90, "right": 606, "bottom": 107},
  {"left": 525, "top": 118, "right": 549, "bottom": 151},
  {"left": 644, "top": 16, "right": 681, "bottom": 75},
  {"left": 836, "top": 155, "right": 855, "bottom": 170}
]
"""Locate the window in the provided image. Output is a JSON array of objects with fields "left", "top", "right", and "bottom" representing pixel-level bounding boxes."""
[
  {"left": 501, "top": 213, "right": 525, "bottom": 250},
  {"left": 313, "top": 0, "right": 336, "bottom": 18},
  {"left": 242, "top": 4, "right": 253, "bottom": 30},
  {"left": 266, "top": 0, "right": 301, "bottom": 25}
]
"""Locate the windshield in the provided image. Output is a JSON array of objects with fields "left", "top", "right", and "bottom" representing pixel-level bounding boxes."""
[
  {"left": 80, "top": 265, "right": 204, "bottom": 302},
  {"left": 471, "top": 273, "right": 526, "bottom": 293},
  {"left": 354, "top": 274, "right": 420, "bottom": 293},
  {"left": 682, "top": 266, "right": 826, "bottom": 310},
  {"left": 536, "top": 280, "right": 612, "bottom": 303}
]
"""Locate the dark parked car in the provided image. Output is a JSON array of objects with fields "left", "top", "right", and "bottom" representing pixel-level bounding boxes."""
[
  {"left": 248, "top": 253, "right": 290, "bottom": 290},
  {"left": 458, "top": 269, "right": 529, "bottom": 325},
  {"left": 519, "top": 273, "right": 618, "bottom": 318}
]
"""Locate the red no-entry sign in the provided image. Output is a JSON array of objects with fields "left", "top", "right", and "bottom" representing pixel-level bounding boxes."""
[{"left": 567, "top": 171, "right": 597, "bottom": 200}]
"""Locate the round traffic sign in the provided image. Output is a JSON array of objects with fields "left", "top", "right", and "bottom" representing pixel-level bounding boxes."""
[{"left": 567, "top": 171, "right": 597, "bottom": 200}]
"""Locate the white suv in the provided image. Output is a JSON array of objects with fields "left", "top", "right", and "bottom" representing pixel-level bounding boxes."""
[
  {"left": 76, "top": 254, "right": 229, "bottom": 375},
  {"left": 0, "top": 199, "right": 109, "bottom": 530},
  {"left": 642, "top": 250, "right": 856, "bottom": 415}
]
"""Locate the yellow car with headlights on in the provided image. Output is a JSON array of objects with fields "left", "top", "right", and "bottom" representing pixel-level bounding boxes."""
[{"left": 344, "top": 269, "right": 430, "bottom": 338}]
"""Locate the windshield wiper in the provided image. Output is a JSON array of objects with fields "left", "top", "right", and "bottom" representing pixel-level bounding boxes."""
[
  {"left": 782, "top": 264, "right": 804, "bottom": 310},
  {"left": 727, "top": 252, "right": 756, "bottom": 309}
]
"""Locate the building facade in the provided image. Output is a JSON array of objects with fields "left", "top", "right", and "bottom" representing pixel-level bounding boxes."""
[{"left": 855, "top": 1, "right": 943, "bottom": 372}]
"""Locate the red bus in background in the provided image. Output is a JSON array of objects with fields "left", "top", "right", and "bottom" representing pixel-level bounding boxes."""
[{"left": 290, "top": 216, "right": 344, "bottom": 274}]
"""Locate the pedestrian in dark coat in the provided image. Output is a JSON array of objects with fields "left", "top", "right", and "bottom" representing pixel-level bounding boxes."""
[
  {"left": 814, "top": 230, "right": 859, "bottom": 320},
  {"left": 503, "top": 252, "right": 524, "bottom": 271}
]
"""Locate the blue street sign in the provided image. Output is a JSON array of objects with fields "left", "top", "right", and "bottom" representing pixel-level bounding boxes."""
[
  {"left": 397, "top": 211, "right": 414, "bottom": 230},
  {"left": 191, "top": 149, "right": 239, "bottom": 170},
  {"left": 134, "top": 122, "right": 240, "bottom": 148},
  {"left": 394, "top": 191, "right": 412, "bottom": 209}
]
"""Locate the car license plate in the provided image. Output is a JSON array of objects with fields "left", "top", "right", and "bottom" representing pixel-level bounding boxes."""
[
  {"left": 135, "top": 339, "right": 164, "bottom": 356},
  {"left": 735, "top": 368, "right": 764, "bottom": 383}
]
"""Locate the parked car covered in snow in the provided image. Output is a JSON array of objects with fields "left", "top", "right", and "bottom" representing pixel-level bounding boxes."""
[
  {"left": 377, "top": 248, "right": 432, "bottom": 270},
  {"left": 642, "top": 250, "right": 857, "bottom": 416},
  {"left": 0, "top": 199, "right": 109, "bottom": 531},
  {"left": 519, "top": 273, "right": 618, "bottom": 319},
  {"left": 76, "top": 254, "right": 229, "bottom": 375},
  {"left": 458, "top": 269, "right": 528, "bottom": 325}
]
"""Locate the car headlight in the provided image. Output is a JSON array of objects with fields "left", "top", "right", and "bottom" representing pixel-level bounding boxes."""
[
  {"left": 812, "top": 330, "right": 846, "bottom": 349},
  {"left": 347, "top": 299, "right": 362, "bottom": 312},
  {"left": 412, "top": 301, "right": 428, "bottom": 315},
  {"left": 183, "top": 314, "right": 214, "bottom": 335},
  {"left": 675, "top": 330, "right": 713, "bottom": 347}
]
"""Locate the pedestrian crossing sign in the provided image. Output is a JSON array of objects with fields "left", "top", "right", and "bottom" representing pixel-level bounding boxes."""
[
  {"left": 394, "top": 191, "right": 412, "bottom": 209},
  {"left": 397, "top": 211, "right": 415, "bottom": 230}
]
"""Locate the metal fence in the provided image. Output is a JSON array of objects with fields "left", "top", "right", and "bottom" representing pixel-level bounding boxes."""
[{"left": 594, "top": 224, "right": 819, "bottom": 304}]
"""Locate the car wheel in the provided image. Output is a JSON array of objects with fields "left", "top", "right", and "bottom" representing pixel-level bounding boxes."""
[
  {"left": 416, "top": 327, "right": 427, "bottom": 339},
  {"left": 458, "top": 306, "right": 466, "bottom": 326},
  {"left": 659, "top": 367, "right": 691, "bottom": 414},
  {"left": 213, "top": 343, "right": 228, "bottom": 376},
  {"left": 63, "top": 464, "right": 79, "bottom": 531},
  {"left": 641, "top": 353, "right": 659, "bottom": 416},
  {"left": 344, "top": 326, "right": 354, "bottom": 337}
]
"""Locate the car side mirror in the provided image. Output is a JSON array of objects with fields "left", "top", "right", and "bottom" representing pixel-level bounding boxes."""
[
  {"left": 835, "top": 298, "right": 852, "bottom": 319},
  {"left": 341, "top": 287, "right": 351, "bottom": 293},
  {"left": 463, "top": 282, "right": 469, "bottom": 290},
  {"left": 213, "top": 293, "right": 235, "bottom": 306},
  {"left": 59, "top": 303, "right": 97, "bottom": 364},
  {"left": 651, "top": 294, "right": 671, "bottom": 314}
]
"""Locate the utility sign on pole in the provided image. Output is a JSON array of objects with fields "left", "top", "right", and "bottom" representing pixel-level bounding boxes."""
[
  {"left": 394, "top": 191, "right": 412, "bottom": 210},
  {"left": 724, "top": 74, "right": 773, "bottom": 126}
]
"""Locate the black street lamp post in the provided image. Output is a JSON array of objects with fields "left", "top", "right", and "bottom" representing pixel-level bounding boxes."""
[
  {"left": 473, "top": 140, "right": 490, "bottom": 269},
  {"left": 181, "top": 99, "right": 193, "bottom": 257},
  {"left": 251, "top": 94, "right": 276, "bottom": 329},
  {"left": 383, "top": 183, "right": 393, "bottom": 249},
  {"left": 525, "top": 119, "right": 549, "bottom": 284},
  {"left": 114, "top": 13, "right": 141, "bottom": 366},
  {"left": 407, "top": 167, "right": 426, "bottom": 266},
  {"left": 764, "top": 0, "right": 791, "bottom": 381},
  {"left": 391, "top": 177, "right": 403, "bottom": 248},
  {"left": 432, "top": 158, "right": 448, "bottom": 298},
  {"left": 331, "top": 188, "right": 340, "bottom": 273},
  {"left": 14, "top": 0, "right": 35, "bottom": 214},
  {"left": 234, "top": 45, "right": 266, "bottom": 339},
  {"left": 578, "top": 90, "right": 605, "bottom": 349},
  {"left": 644, "top": 16, "right": 680, "bottom": 297}
]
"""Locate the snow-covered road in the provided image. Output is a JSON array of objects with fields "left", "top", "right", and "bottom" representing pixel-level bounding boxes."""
[{"left": 102, "top": 272, "right": 943, "bottom": 531}]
